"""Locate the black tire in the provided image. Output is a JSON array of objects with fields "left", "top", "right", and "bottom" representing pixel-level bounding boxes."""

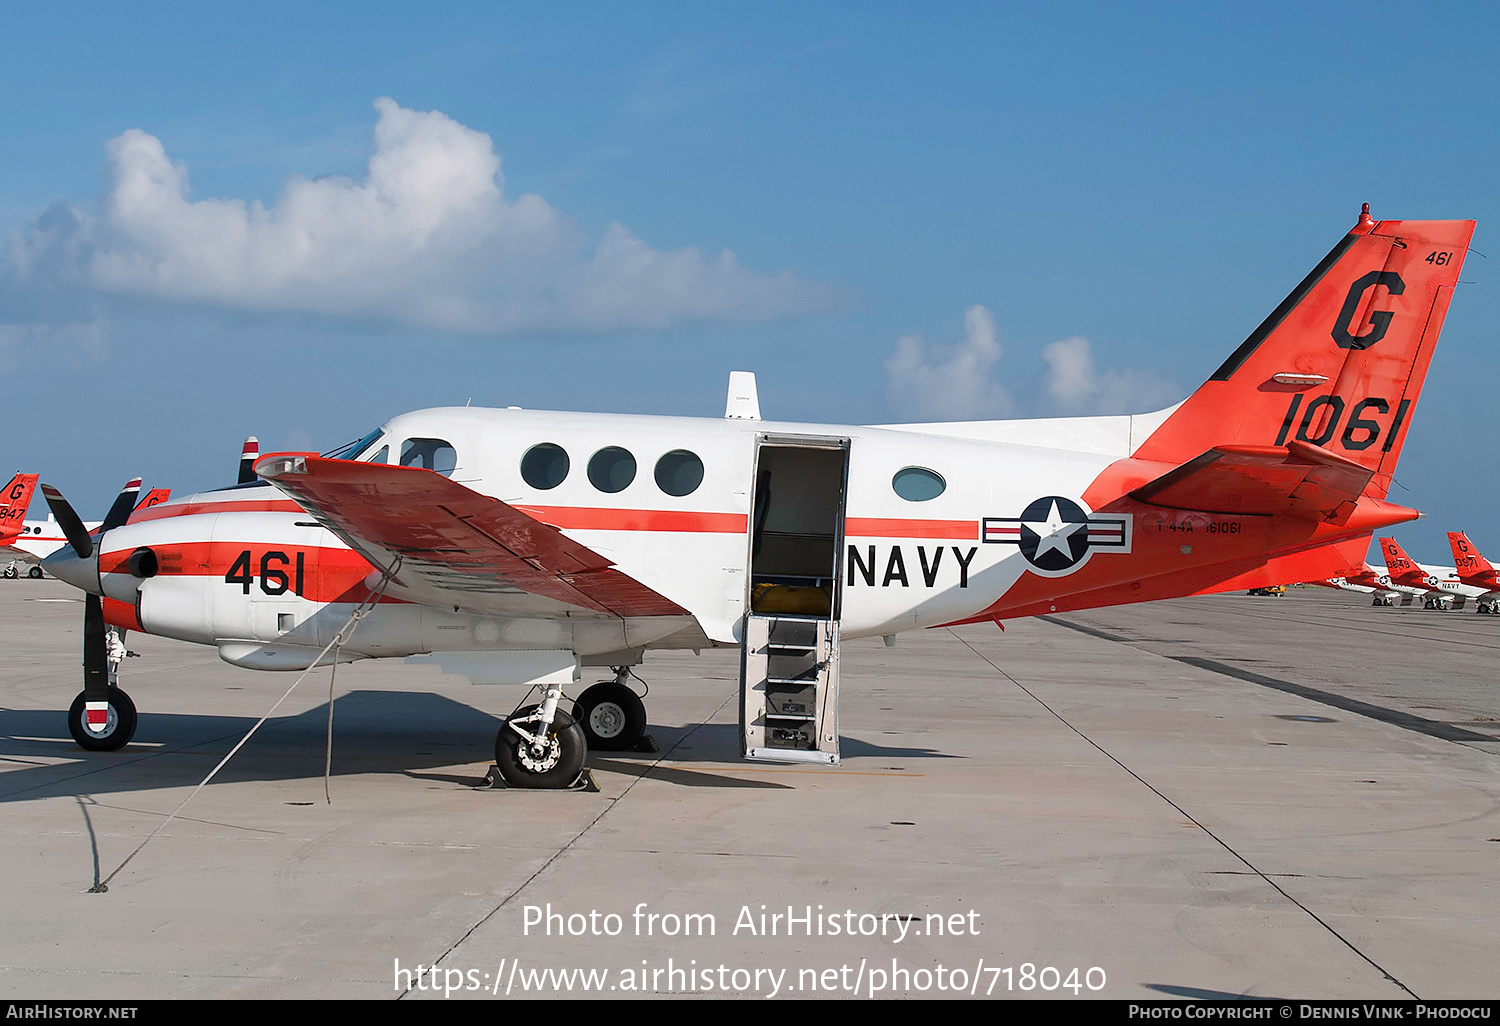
[
  {"left": 68, "top": 688, "right": 137, "bottom": 751},
  {"left": 2, "top": 565, "right": 15, "bottom": 579},
  {"left": 495, "top": 706, "right": 586, "bottom": 788},
  {"left": 572, "top": 682, "right": 647, "bottom": 751},
  {"left": 27, "top": 565, "right": 43, "bottom": 580}
]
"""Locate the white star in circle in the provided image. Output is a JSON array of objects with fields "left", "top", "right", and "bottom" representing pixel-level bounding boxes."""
[{"left": 1022, "top": 499, "right": 1085, "bottom": 563}]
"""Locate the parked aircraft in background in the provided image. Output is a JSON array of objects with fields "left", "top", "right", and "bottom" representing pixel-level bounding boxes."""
[
  {"left": 1376, "top": 537, "right": 1486, "bottom": 610},
  {"left": 1446, "top": 532, "right": 1500, "bottom": 614},
  {"left": 1322, "top": 562, "right": 1411, "bottom": 606},
  {"left": 1, "top": 474, "right": 41, "bottom": 573},
  {"left": 37, "top": 207, "right": 1476, "bottom": 789}
]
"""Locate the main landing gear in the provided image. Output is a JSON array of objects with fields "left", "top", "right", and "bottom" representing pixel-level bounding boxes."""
[
  {"left": 491, "top": 667, "right": 650, "bottom": 788},
  {"left": 1478, "top": 600, "right": 1498, "bottom": 615},
  {"left": 573, "top": 668, "right": 647, "bottom": 752},
  {"left": 1372, "top": 594, "right": 1396, "bottom": 606}
]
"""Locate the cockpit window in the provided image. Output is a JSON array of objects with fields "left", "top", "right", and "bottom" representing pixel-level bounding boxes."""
[
  {"left": 367, "top": 445, "right": 389, "bottom": 464},
  {"left": 326, "top": 428, "right": 386, "bottom": 461},
  {"left": 400, "top": 438, "right": 457, "bottom": 476}
]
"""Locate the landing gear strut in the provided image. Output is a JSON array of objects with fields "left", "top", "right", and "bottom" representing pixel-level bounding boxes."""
[
  {"left": 69, "top": 628, "right": 137, "bottom": 751},
  {"left": 572, "top": 668, "right": 647, "bottom": 751}
]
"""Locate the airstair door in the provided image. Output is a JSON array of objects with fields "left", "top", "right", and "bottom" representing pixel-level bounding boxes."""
[{"left": 739, "top": 435, "right": 849, "bottom": 765}]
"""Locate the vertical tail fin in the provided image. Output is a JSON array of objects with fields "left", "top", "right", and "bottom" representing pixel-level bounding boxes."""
[
  {"left": 128, "top": 488, "right": 172, "bottom": 523},
  {"left": 1378, "top": 536, "right": 1421, "bottom": 580},
  {"left": 1, "top": 473, "right": 40, "bottom": 544},
  {"left": 1448, "top": 531, "right": 1497, "bottom": 582},
  {"left": 1135, "top": 207, "right": 1476, "bottom": 501}
]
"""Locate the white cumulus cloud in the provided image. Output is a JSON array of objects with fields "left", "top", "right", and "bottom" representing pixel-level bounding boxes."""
[
  {"left": 884, "top": 305, "right": 1015, "bottom": 420},
  {"left": 885, "top": 306, "right": 1180, "bottom": 420},
  {"left": 3, "top": 98, "right": 830, "bottom": 336}
]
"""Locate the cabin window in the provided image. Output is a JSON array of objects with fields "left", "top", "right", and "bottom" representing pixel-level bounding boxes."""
[
  {"left": 588, "top": 447, "right": 637, "bottom": 493},
  {"left": 400, "top": 438, "right": 457, "bottom": 476},
  {"left": 892, "top": 467, "right": 945, "bottom": 502},
  {"left": 521, "top": 443, "right": 570, "bottom": 490},
  {"left": 655, "top": 450, "right": 704, "bottom": 497}
]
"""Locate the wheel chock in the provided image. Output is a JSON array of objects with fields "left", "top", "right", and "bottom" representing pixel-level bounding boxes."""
[{"left": 474, "top": 765, "right": 600, "bottom": 792}]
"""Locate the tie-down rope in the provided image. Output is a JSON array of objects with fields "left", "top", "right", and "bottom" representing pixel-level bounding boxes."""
[{"left": 91, "top": 556, "right": 404, "bottom": 893}]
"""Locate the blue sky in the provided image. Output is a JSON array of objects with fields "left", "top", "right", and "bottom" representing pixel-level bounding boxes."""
[{"left": 2, "top": 2, "right": 1497, "bottom": 565}]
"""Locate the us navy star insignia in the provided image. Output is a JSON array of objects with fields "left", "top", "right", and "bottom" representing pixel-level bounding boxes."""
[{"left": 980, "top": 496, "right": 1132, "bottom": 577}]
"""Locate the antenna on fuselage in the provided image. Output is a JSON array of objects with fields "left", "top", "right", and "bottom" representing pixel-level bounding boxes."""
[{"left": 725, "top": 371, "right": 760, "bottom": 420}]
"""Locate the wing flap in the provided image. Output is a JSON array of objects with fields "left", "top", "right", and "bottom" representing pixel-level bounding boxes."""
[
  {"left": 1129, "top": 440, "right": 1375, "bottom": 519},
  {"left": 256, "top": 454, "right": 688, "bottom": 618}
]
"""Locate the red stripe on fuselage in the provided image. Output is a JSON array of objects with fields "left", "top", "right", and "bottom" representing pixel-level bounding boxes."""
[
  {"left": 845, "top": 518, "right": 977, "bottom": 540},
  {"left": 101, "top": 542, "right": 390, "bottom": 604},
  {"left": 515, "top": 506, "right": 748, "bottom": 534}
]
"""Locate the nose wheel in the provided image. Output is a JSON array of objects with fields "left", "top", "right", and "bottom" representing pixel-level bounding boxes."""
[
  {"left": 68, "top": 688, "right": 137, "bottom": 751},
  {"left": 494, "top": 705, "right": 587, "bottom": 788}
]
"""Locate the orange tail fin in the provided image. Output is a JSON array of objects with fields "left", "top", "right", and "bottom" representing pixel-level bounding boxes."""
[
  {"left": 1378, "top": 536, "right": 1423, "bottom": 581},
  {"left": 1448, "top": 531, "right": 1498, "bottom": 584},
  {"left": 1, "top": 473, "right": 39, "bottom": 544},
  {"left": 1135, "top": 207, "right": 1476, "bottom": 501}
]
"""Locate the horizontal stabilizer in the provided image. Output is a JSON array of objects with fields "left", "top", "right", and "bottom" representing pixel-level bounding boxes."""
[{"left": 1129, "top": 439, "right": 1384, "bottom": 520}]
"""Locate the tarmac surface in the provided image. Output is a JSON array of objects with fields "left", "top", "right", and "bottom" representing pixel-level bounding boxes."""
[{"left": 1, "top": 580, "right": 1496, "bottom": 1000}]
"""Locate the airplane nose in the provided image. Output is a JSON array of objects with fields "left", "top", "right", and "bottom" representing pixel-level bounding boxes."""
[{"left": 42, "top": 546, "right": 101, "bottom": 595}]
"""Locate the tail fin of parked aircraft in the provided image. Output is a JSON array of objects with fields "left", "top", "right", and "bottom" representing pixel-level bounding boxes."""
[
  {"left": 128, "top": 488, "right": 172, "bottom": 523},
  {"left": 1128, "top": 207, "right": 1475, "bottom": 519},
  {"left": 1, "top": 473, "right": 40, "bottom": 544},
  {"left": 1448, "top": 531, "right": 1497, "bottom": 582},
  {"left": 1377, "top": 536, "right": 1421, "bottom": 578}
]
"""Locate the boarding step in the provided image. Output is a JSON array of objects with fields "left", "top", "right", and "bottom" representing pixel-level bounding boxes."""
[{"left": 740, "top": 613, "right": 840, "bottom": 766}]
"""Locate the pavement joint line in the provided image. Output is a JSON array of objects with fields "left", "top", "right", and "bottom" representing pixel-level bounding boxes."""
[
  {"left": 946, "top": 626, "right": 1421, "bottom": 1001},
  {"left": 1040, "top": 614, "right": 1500, "bottom": 748},
  {"left": 400, "top": 685, "right": 741, "bottom": 1000}
]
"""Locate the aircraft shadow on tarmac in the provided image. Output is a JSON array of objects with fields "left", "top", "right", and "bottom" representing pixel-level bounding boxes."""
[{"left": 0, "top": 690, "right": 956, "bottom": 802}]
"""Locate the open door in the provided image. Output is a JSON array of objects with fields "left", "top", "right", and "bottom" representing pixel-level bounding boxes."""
[{"left": 740, "top": 434, "right": 849, "bottom": 765}]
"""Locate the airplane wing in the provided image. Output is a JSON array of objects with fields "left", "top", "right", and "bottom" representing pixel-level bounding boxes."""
[
  {"left": 1129, "top": 440, "right": 1376, "bottom": 520},
  {"left": 255, "top": 454, "right": 688, "bottom": 619}
]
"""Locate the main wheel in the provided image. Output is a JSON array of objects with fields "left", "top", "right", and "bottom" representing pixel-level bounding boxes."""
[
  {"left": 68, "top": 688, "right": 137, "bottom": 751},
  {"left": 2, "top": 565, "right": 15, "bottom": 579},
  {"left": 495, "top": 706, "right": 586, "bottom": 788},
  {"left": 572, "top": 682, "right": 647, "bottom": 751},
  {"left": 26, "top": 565, "right": 43, "bottom": 580}
]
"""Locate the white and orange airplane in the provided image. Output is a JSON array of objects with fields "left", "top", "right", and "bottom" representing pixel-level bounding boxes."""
[
  {"left": 1375, "top": 536, "right": 1486, "bottom": 610},
  {"left": 1446, "top": 532, "right": 1500, "bottom": 614},
  {"left": 2, "top": 473, "right": 42, "bottom": 577},
  {"left": 38, "top": 207, "right": 1476, "bottom": 787},
  {"left": 2, "top": 481, "right": 170, "bottom": 579},
  {"left": 1321, "top": 561, "right": 1411, "bottom": 606}
]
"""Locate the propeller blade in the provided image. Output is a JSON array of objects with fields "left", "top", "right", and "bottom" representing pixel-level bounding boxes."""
[
  {"left": 100, "top": 477, "right": 143, "bottom": 532},
  {"left": 238, "top": 437, "right": 260, "bottom": 485},
  {"left": 39, "top": 484, "right": 93, "bottom": 559}
]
